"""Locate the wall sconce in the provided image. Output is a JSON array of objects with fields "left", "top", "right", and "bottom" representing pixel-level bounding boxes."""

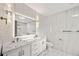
[
  {"left": 0, "top": 16, "right": 7, "bottom": 24},
  {"left": 0, "top": 4, "right": 12, "bottom": 24},
  {"left": 0, "top": 10, "right": 12, "bottom": 24}
]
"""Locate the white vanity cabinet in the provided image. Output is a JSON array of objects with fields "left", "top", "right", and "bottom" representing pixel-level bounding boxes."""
[
  {"left": 3, "top": 38, "right": 46, "bottom": 56},
  {"left": 21, "top": 38, "right": 46, "bottom": 56}
]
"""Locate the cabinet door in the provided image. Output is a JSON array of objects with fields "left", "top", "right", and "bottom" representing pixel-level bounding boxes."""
[
  {"left": 53, "top": 8, "right": 79, "bottom": 55},
  {"left": 4, "top": 48, "right": 21, "bottom": 56},
  {"left": 53, "top": 12, "right": 66, "bottom": 50},
  {"left": 21, "top": 45, "right": 30, "bottom": 56},
  {"left": 31, "top": 39, "right": 46, "bottom": 56},
  {"left": 31, "top": 41, "right": 40, "bottom": 55}
]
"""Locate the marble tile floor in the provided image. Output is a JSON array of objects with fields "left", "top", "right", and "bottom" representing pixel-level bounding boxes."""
[{"left": 39, "top": 47, "right": 73, "bottom": 56}]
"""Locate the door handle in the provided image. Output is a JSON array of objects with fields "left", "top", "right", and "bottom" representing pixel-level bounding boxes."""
[{"left": 22, "top": 50, "right": 24, "bottom": 55}]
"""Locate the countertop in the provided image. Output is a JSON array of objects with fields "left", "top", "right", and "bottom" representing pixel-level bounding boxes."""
[{"left": 2, "top": 36, "right": 41, "bottom": 54}]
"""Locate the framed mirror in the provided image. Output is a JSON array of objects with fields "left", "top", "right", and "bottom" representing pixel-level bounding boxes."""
[{"left": 15, "top": 13, "right": 36, "bottom": 37}]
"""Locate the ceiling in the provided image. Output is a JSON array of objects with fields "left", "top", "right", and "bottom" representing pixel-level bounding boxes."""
[{"left": 26, "top": 3, "right": 79, "bottom": 16}]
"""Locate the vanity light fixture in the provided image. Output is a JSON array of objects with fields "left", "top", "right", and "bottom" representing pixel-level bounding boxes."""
[{"left": 36, "top": 15, "right": 39, "bottom": 34}]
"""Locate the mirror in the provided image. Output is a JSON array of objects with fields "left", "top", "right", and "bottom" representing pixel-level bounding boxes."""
[{"left": 15, "top": 13, "right": 36, "bottom": 36}]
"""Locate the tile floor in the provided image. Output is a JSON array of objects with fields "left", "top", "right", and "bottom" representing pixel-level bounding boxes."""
[{"left": 39, "top": 47, "right": 73, "bottom": 56}]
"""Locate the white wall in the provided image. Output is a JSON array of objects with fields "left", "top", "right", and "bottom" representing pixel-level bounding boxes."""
[
  {"left": 0, "top": 4, "right": 14, "bottom": 44},
  {"left": 40, "top": 6, "right": 79, "bottom": 55}
]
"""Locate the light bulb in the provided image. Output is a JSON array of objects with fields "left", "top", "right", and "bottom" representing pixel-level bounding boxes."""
[
  {"left": 7, "top": 12, "right": 11, "bottom": 24},
  {"left": 36, "top": 15, "right": 39, "bottom": 21}
]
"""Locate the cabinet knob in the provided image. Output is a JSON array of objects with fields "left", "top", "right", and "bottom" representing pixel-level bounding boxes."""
[
  {"left": 19, "top": 51, "right": 21, "bottom": 56},
  {"left": 59, "top": 38, "right": 62, "bottom": 40}
]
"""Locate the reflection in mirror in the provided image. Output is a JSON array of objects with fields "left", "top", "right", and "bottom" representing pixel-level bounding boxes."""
[{"left": 15, "top": 13, "right": 36, "bottom": 36}]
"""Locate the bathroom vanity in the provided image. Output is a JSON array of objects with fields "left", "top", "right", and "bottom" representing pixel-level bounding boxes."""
[
  {"left": 1, "top": 12, "right": 46, "bottom": 56},
  {"left": 3, "top": 36, "right": 46, "bottom": 56}
]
